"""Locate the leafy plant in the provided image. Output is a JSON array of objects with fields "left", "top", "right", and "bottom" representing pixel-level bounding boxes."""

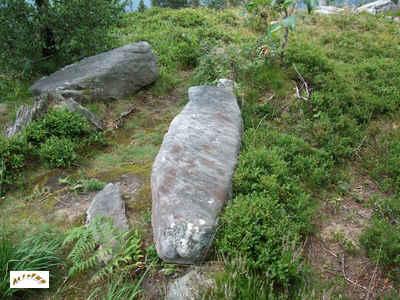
[
  {"left": 63, "top": 218, "right": 144, "bottom": 283},
  {"left": 246, "top": 0, "right": 317, "bottom": 59}
]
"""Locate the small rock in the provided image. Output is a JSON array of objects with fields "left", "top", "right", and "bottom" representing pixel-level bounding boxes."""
[
  {"left": 62, "top": 98, "right": 103, "bottom": 130},
  {"left": 166, "top": 269, "right": 214, "bottom": 300},
  {"left": 217, "top": 78, "right": 235, "bottom": 92},
  {"left": 86, "top": 183, "right": 129, "bottom": 230}
]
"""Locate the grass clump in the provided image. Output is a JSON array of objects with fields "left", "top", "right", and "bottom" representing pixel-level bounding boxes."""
[
  {"left": 0, "top": 227, "right": 63, "bottom": 298},
  {"left": 360, "top": 195, "right": 400, "bottom": 283},
  {"left": 59, "top": 176, "right": 106, "bottom": 193}
]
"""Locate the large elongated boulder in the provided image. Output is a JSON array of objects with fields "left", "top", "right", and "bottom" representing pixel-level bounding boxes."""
[
  {"left": 30, "top": 42, "right": 158, "bottom": 100},
  {"left": 151, "top": 80, "right": 242, "bottom": 264}
]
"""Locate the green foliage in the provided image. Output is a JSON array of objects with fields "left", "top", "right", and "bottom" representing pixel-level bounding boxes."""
[
  {"left": 285, "top": 15, "right": 400, "bottom": 161},
  {"left": 0, "top": 134, "right": 29, "bottom": 195},
  {"left": 0, "top": 109, "right": 104, "bottom": 193},
  {"left": 0, "top": 0, "right": 126, "bottom": 74},
  {"left": 360, "top": 195, "right": 400, "bottom": 282},
  {"left": 25, "top": 109, "right": 92, "bottom": 146},
  {"left": 368, "top": 130, "right": 400, "bottom": 193},
  {"left": 38, "top": 137, "right": 77, "bottom": 168},
  {"left": 0, "top": 227, "right": 63, "bottom": 298},
  {"left": 63, "top": 218, "right": 144, "bottom": 283},
  {"left": 119, "top": 8, "right": 249, "bottom": 92},
  {"left": 207, "top": 256, "right": 314, "bottom": 299},
  {"left": 88, "top": 278, "right": 143, "bottom": 300},
  {"left": 217, "top": 126, "right": 331, "bottom": 290}
]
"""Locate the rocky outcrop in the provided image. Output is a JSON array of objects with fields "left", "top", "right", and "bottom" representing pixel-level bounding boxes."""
[
  {"left": 5, "top": 94, "right": 49, "bottom": 137},
  {"left": 357, "top": 0, "right": 400, "bottom": 14},
  {"left": 166, "top": 269, "right": 214, "bottom": 300},
  {"left": 30, "top": 42, "right": 158, "bottom": 100},
  {"left": 315, "top": 5, "right": 345, "bottom": 14},
  {"left": 151, "top": 79, "right": 242, "bottom": 264},
  {"left": 86, "top": 183, "right": 129, "bottom": 230}
]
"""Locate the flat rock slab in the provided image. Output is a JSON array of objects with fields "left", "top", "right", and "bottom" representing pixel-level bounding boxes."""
[
  {"left": 151, "top": 80, "right": 242, "bottom": 264},
  {"left": 30, "top": 42, "right": 158, "bottom": 100},
  {"left": 86, "top": 183, "right": 129, "bottom": 230},
  {"left": 166, "top": 269, "right": 214, "bottom": 300}
]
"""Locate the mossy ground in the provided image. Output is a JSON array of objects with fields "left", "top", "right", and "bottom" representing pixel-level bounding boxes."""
[{"left": 1, "top": 7, "right": 400, "bottom": 299}]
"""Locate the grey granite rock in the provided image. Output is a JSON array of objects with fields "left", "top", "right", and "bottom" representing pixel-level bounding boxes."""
[
  {"left": 30, "top": 42, "right": 158, "bottom": 100},
  {"left": 151, "top": 81, "right": 242, "bottom": 264},
  {"left": 86, "top": 183, "right": 129, "bottom": 230},
  {"left": 62, "top": 98, "right": 103, "bottom": 130},
  {"left": 166, "top": 269, "right": 214, "bottom": 300},
  {"left": 357, "top": 0, "right": 400, "bottom": 14},
  {"left": 315, "top": 5, "right": 345, "bottom": 14}
]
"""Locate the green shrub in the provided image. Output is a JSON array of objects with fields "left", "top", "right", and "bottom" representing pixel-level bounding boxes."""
[
  {"left": 360, "top": 196, "right": 400, "bottom": 282},
  {"left": 284, "top": 15, "right": 400, "bottom": 161},
  {"left": 0, "top": 227, "right": 63, "bottom": 298},
  {"left": 1, "top": 109, "right": 104, "bottom": 193},
  {"left": 217, "top": 127, "right": 329, "bottom": 290},
  {"left": 26, "top": 109, "right": 92, "bottom": 146},
  {"left": 217, "top": 192, "right": 307, "bottom": 287},
  {"left": 0, "top": 134, "right": 29, "bottom": 195},
  {"left": 38, "top": 137, "right": 77, "bottom": 168},
  {"left": 0, "top": 0, "right": 125, "bottom": 74},
  {"left": 371, "top": 136, "right": 400, "bottom": 193}
]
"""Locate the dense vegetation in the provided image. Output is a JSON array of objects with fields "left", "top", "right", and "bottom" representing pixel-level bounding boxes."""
[
  {"left": 1, "top": 4, "right": 400, "bottom": 300},
  {"left": 0, "top": 109, "right": 105, "bottom": 194}
]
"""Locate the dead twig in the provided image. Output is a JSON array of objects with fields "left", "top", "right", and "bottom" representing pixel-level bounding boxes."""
[
  {"left": 293, "top": 64, "right": 311, "bottom": 100},
  {"left": 112, "top": 106, "right": 136, "bottom": 129},
  {"left": 341, "top": 254, "right": 369, "bottom": 292},
  {"left": 366, "top": 248, "right": 381, "bottom": 300}
]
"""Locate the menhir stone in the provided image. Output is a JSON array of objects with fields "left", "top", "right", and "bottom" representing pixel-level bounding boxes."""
[
  {"left": 151, "top": 79, "right": 242, "bottom": 264},
  {"left": 30, "top": 41, "right": 158, "bottom": 100}
]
